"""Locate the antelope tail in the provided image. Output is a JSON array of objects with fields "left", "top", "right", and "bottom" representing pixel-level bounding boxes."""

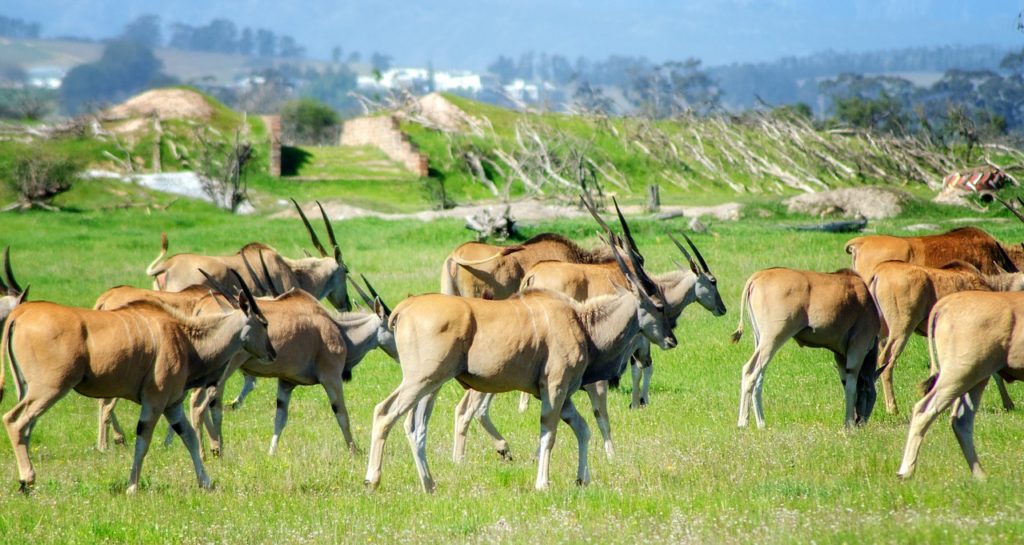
[
  {"left": 145, "top": 232, "right": 170, "bottom": 277},
  {"left": 440, "top": 257, "right": 459, "bottom": 295},
  {"left": 918, "top": 306, "right": 941, "bottom": 396},
  {"left": 730, "top": 278, "right": 753, "bottom": 344},
  {"left": 0, "top": 318, "right": 14, "bottom": 404}
]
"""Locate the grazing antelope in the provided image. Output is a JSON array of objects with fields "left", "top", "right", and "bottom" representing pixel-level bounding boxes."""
[
  {"left": 844, "top": 226, "right": 1023, "bottom": 279},
  {"left": 93, "top": 284, "right": 215, "bottom": 451},
  {"left": 732, "top": 268, "right": 879, "bottom": 428},
  {"left": 869, "top": 260, "right": 1024, "bottom": 414},
  {"left": 896, "top": 290, "right": 1024, "bottom": 480},
  {"left": 456, "top": 232, "right": 725, "bottom": 462},
  {"left": 366, "top": 228, "right": 676, "bottom": 492},
  {"left": 0, "top": 247, "right": 28, "bottom": 325},
  {"left": 0, "top": 272, "right": 274, "bottom": 493},
  {"left": 188, "top": 274, "right": 398, "bottom": 457},
  {"left": 145, "top": 199, "right": 350, "bottom": 310}
]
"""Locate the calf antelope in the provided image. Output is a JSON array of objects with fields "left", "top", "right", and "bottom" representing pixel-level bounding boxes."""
[
  {"left": 1, "top": 272, "right": 274, "bottom": 493},
  {"left": 188, "top": 275, "right": 398, "bottom": 457},
  {"left": 870, "top": 261, "right": 1024, "bottom": 414},
  {"left": 146, "top": 199, "right": 350, "bottom": 310},
  {"left": 896, "top": 290, "right": 1024, "bottom": 480},
  {"left": 366, "top": 235, "right": 676, "bottom": 492},
  {"left": 0, "top": 247, "right": 28, "bottom": 325},
  {"left": 732, "top": 268, "right": 879, "bottom": 428},
  {"left": 845, "top": 226, "right": 1023, "bottom": 279},
  {"left": 456, "top": 233, "right": 724, "bottom": 462}
]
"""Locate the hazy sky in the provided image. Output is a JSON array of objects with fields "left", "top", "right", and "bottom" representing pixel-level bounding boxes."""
[{"left": 7, "top": 0, "right": 1022, "bottom": 68}]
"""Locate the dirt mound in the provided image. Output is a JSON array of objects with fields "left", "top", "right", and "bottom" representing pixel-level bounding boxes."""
[
  {"left": 784, "top": 187, "right": 910, "bottom": 219},
  {"left": 106, "top": 89, "right": 214, "bottom": 121},
  {"left": 406, "top": 93, "right": 485, "bottom": 134}
]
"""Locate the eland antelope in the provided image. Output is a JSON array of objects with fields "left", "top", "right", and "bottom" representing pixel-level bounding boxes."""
[
  {"left": 897, "top": 290, "right": 1024, "bottom": 480},
  {"left": 732, "top": 268, "right": 879, "bottom": 428},
  {"left": 869, "top": 260, "right": 1024, "bottom": 414},
  {"left": 1, "top": 272, "right": 274, "bottom": 493},
  {"left": 845, "top": 226, "right": 1023, "bottom": 279}
]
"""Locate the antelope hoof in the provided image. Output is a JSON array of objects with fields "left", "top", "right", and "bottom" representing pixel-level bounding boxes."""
[
  {"left": 113, "top": 436, "right": 127, "bottom": 446},
  {"left": 422, "top": 480, "right": 436, "bottom": 494},
  {"left": 126, "top": 483, "right": 139, "bottom": 495},
  {"left": 18, "top": 480, "right": 33, "bottom": 494},
  {"left": 497, "top": 448, "right": 513, "bottom": 462},
  {"left": 1003, "top": 402, "right": 1015, "bottom": 412},
  {"left": 575, "top": 478, "right": 590, "bottom": 487},
  {"left": 349, "top": 444, "right": 362, "bottom": 456},
  {"left": 228, "top": 400, "right": 242, "bottom": 411},
  {"left": 364, "top": 479, "right": 379, "bottom": 491},
  {"left": 210, "top": 448, "right": 221, "bottom": 458},
  {"left": 199, "top": 476, "right": 213, "bottom": 490}
]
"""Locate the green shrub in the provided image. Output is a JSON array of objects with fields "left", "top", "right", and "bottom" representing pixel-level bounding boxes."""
[
  {"left": 2, "top": 146, "right": 81, "bottom": 210},
  {"left": 280, "top": 98, "right": 339, "bottom": 145}
]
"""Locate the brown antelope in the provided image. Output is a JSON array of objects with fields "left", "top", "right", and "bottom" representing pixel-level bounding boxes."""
[
  {"left": 869, "top": 260, "right": 1024, "bottom": 414},
  {"left": 896, "top": 290, "right": 1024, "bottom": 480},
  {"left": 145, "top": 199, "right": 350, "bottom": 310},
  {"left": 93, "top": 284, "right": 215, "bottom": 451},
  {"left": 365, "top": 237, "right": 676, "bottom": 492},
  {"left": 0, "top": 272, "right": 274, "bottom": 494},
  {"left": 732, "top": 268, "right": 879, "bottom": 428},
  {"left": 187, "top": 274, "right": 398, "bottom": 457},
  {"left": 0, "top": 247, "right": 28, "bottom": 326},
  {"left": 844, "top": 226, "right": 1023, "bottom": 279},
  {"left": 456, "top": 232, "right": 725, "bottom": 462}
]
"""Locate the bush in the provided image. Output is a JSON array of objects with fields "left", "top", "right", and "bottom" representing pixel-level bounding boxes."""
[
  {"left": 280, "top": 98, "right": 339, "bottom": 145},
  {"left": 2, "top": 147, "right": 81, "bottom": 211}
]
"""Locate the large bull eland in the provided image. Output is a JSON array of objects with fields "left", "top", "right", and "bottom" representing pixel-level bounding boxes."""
[
  {"left": 844, "top": 226, "right": 1023, "bottom": 279},
  {"left": 145, "top": 199, "right": 350, "bottom": 310},
  {"left": 0, "top": 271, "right": 274, "bottom": 494},
  {"left": 869, "top": 260, "right": 1024, "bottom": 414},
  {"left": 365, "top": 241, "right": 676, "bottom": 493},
  {"left": 732, "top": 268, "right": 879, "bottom": 428},
  {"left": 897, "top": 290, "right": 1024, "bottom": 480}
]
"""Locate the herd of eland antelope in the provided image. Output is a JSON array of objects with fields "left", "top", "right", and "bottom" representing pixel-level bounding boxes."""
[{"left": 3, "top": 195, "right": 1024, "bottom": 494}]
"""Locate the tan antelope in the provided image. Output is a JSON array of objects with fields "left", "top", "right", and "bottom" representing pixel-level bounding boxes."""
[
  {"left": 844, "top": 226, "right": 1023, "bottom": 279},
  {"left": 896, "top": 290, "right": 1024, "bottom": 480},
  {"left": 869, "top": 260, "right": 1024, "bottom": 414},
  {"left": 455, "top": 232, "right": 724, "bottom": 462},
  {"left": 732, "top": 268, "right": 879, "bottom": 428},
  {"left": 0, "top": 247, "right": 28, "bottom": 326},
  {"left": 145, "top": 199, "right": 351, "bottom": 310},
  {"left": 365, "top": 227, "right": 676, "bottom": 492},
  {"left": 0, "top": 272, "right": 274, "bottom": 493},
  {"left": 187, "top": 273, "right": 398, "bottom": 457},
  {"left": 93, "top": 284, "right": 215, "bottom": 450}
]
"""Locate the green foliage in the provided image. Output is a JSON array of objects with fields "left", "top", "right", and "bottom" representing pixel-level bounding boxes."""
[
  {"left": 280, "top": 98, "right": 340, "bottom": 145},
  {"left": 0, "top": 144, "right": 81, "bottom": 209},
  {"left": 300, "top": 66, "right": 357, "bottom": 112},
  {"left": 830, "top": 92, "right": 908, "bottom": 133},
  {"left": 59, "top": 40, "right": 174, "bottom": 114},
  {"left": 0, "top": 87, "right": 56, "bottom": 120}
]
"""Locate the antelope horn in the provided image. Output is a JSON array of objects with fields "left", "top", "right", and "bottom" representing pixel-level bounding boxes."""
[
  {"left": 3, "top": 247, "right": 22, "bottom": 295},
  {"left": 291, "top": 198, "right": 328, "bottom": 257},
  {"left": 258, "top": 250, "right": 281, "bottom": 298},
  {"left": 198, "top": 269, "right": 238, "bottom": 306},
  {"left": 608, "top": 238, "right": 651, "bottom": 301},
  {"left": 347, "top": 276, "right": 374, "bottom": 308},
  {"left": 666, "top": 233, "right": 699, "bottom": 274},
  {"left": 681, "top": 232, "right": 711, "bottom": 273},
  {"left": 0, "top": 249, "right": 8, "bottom": 294},
  {"left": 315, "top": 201, "right": 341, "bottom": 254},
  {"left": 229, "top": 269, "right": 265, "bottom": 319},
  {"left": 241, "top": 253, "right": 269, "bottom": 296},
  {"left": 612, "top": 197, "right": 641, "bottom": 259},
  {"left": 995, "top": 195, "right": 1024, "bottom": 224},
  {"left": 580, "top": 194, "right": 615, "bottom": 237},
  {"left": 360, "top": 274, "right": 391, "bottom": 317}
]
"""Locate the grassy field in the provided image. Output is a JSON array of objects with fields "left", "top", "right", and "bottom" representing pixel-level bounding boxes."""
[{"left": 2, "top": 185, "right": 1024, "bottom": 544}]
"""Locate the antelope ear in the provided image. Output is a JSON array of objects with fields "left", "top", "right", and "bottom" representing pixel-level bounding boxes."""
[
  {"left": 211, "top": 292, "right": 233, "bottom": 313},
  {"left": 374, "top": 297, "right": 388, "bottom": 321},
  {"left": 15, "top": 285, "right": 28, "bottom": 304}
]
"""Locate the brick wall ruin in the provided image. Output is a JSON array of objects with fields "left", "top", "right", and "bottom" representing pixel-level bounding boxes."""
[
  {"left": 262, "top": 115, "right": 282, "bottom": 177},
  {"left": 339, "top": 115, "right": 429, "bottom": 177}
]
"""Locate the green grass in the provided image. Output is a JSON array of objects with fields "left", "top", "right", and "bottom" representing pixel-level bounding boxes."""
[
  {"left": 2, "top": 185, "right": 1024, "bottom": 543},
  {"left": 284, "top": 145, "right": 415, "bottom": 181}
]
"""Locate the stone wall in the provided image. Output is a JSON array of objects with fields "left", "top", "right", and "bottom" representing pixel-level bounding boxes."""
[
  {"left": 262, "top": 115, "right": 281, "bottom": 177},
  {"left": 339, "top": 115, "right": 429, "bottom": 177}
]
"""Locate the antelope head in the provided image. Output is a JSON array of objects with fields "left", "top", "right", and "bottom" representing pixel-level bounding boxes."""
[
  {"left": 201, "top": 268, "right": 277, "bottom": 362},
  {"left": 0, "top": 247, "right": 28, "bottom": 324},
  {"left": 349, "top": 273, "right": 399, "bottom": 361},
  {"left": 668, "top": 232, "right": 726, "bottom": 316},
  {"left": 292, "top": 198, "right": 351, "bottom": 311}
]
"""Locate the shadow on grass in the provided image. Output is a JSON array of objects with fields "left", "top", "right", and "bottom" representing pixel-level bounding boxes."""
[{"left": 281, "top": 146, "right": 312, "bottom": 177}]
